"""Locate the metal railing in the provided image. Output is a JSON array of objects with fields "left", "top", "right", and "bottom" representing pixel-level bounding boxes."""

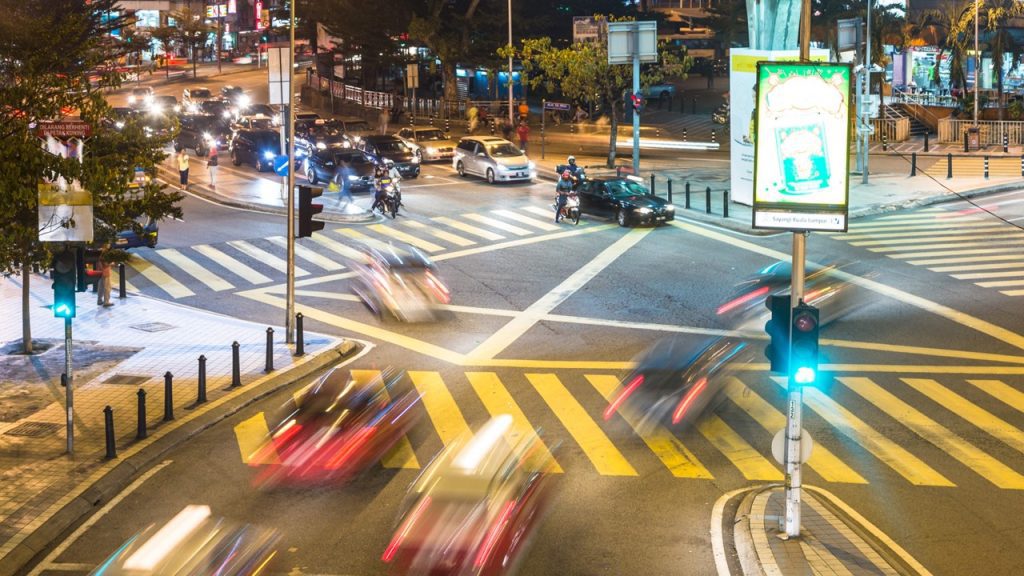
[
  {"left": 937, "top": 118, "right": 1024, "bottom": 145},
  {"left": 890, "top": 88, "right": 943, "bottom": 132},
  {"left": 870, "top": 117, "right": 910, "bottom": 142}
]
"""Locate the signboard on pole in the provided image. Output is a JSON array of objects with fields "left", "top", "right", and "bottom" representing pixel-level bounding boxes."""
[
  {"left": 406, "top": 63, "right": 419, "bottom": 89},
  {"left": 543, "top": 101, "right": 571, "bottom": 111},
  {"left": 38, "top": 183, "right": 94, "bottom": 242},
  {"left": 573, "top": 17, "right": 605, "bottom": 43},
  {"left": 36, "top": 120, "right": 92, "bottom": 139},
  {"left": 267, "top": 45, "right": 290, "bottom": 106},
  {"left": 607, "top": 21, "right": 658, "bottom": 65},
  {"left": 752, "top": 62, "right": 852, "bottom": 232}
]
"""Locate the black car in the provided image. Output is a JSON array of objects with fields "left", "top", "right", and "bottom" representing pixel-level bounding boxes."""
[
  {"left": 304, "top": 148, "right": 376, "bottom": 190},
  {"left": 356, "top": 135, "right": 420, "bottom": 179},
  {"left": 242, "top": 103, "right": 277, "bottom": 120},
  {"left": 177, "top": 114, "right": 232, "bottom": 156},
  {"left": 199, "top": 98, "right": 234, "bottom": 120},
  {"left": 577, "top": 177, "right": 675, "bottom": 226},
  {"left": 230, "top": 129, "right": 281, "bottom": 172},
  {"left": 295, "top": 120, "right": 350, "bottom": 161}
]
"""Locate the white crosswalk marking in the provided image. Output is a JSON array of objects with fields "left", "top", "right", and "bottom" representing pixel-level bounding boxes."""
[
  {"left": 462, "top": 213, "right": 531, "bottom": 235},
  {"left": 266, "top": 236, "right": 344, "bottom": 270},
  {"left": 227, "top": 240, "right": 310, "bottom": 276},
  {"left": 403, "top": 220, "right": 476, "bottom": 247},
  {"left": 491, "top": 209, "right": 560, "bottom": 231},
  {"left": 193, "top": 244, "right": 272, "bottom": 284},
  {"left": 368, "top": 224, "right": 445, "bottom": 252},
  {"left": 431, "top": 216, "right": 505, "bottom": 240},
  {"left": 126, "top": 254, "right": 195, "bottom": 299},
  {"left": 307, "top": 233, "right": 365, "bottom": 261},
  {"left": 156, "top": 248, "right": 234, "bottom": 291},
  {"left": 523, "top": 205, "right": 558, "bottom": 219}
]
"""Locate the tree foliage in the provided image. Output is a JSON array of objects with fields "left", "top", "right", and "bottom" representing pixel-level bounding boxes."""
[{"left": 169, "top": 7, "right": 214, "bottom": 78}]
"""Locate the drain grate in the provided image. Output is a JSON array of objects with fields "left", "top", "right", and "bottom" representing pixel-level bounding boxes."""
[
  {"left": 129, "top": 322, "right": 175, "bottom": 333},
  {"left": 104, "top": 374, "right": 151, "bottom": 386},
  {"left": 6, "top": 422, "right": 62, "bottom": 438}
]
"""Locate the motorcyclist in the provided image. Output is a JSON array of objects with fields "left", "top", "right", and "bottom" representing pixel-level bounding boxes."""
[
  {"left": 373, "top": 160, "right": 403, "bottom": 214},
  {"left": 565, "top": 156, "right": 582, "bottom": 179},
  {"left": 554, "top": 170, "right": 574, "bottom": 223},
  {"left": 372, "top": 163, "right": 390, "bottom": 213}
]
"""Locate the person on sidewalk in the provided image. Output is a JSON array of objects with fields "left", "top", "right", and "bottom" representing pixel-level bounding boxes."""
[
  {"left": 176, "top": 147, "right": 189, "bottom": 191},
  {"left": 500, "top": 117, "right": 514, "bottom": 141},
  {"left": 518, "top": 100, "right": 529, "bottom": 123},
  {"left": 207, "top": 146, "right": 218, "bottom": 189},
  {"left": 95, "top": 250, "right": 113, "bottom": 307},
  {"left": 467, "top": 105, "right": 479, "bottom": 135},
  {"left": 516, "top": 120, "right": 530, "bottom": 153},
  {"left": 379, "top": 107, "right": 391, "bottom": 135}
]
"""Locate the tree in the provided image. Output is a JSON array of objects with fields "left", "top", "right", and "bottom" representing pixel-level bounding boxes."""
[
  {"left": 169, "top": 7, "right": 213, "bottom": 79},
  {"left": 150, "top": 25, "right": 178, "bottom": 79},
  {"left": 981, "top": 0, "right": 1024, "bottom": 119},
  {"left": 0, "top": 0, "right": 183, "bottom": 354},
  {"left": 511, "top": 17, "right": 688, "bottom": 167}
]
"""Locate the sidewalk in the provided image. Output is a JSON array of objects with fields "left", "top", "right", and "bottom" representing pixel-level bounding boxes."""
[
  {"left": 0, "top": 276, "right": 362, "bottom": 574},
  {"left": 728, "top": 485, "right": 932, "bottom": 576}
]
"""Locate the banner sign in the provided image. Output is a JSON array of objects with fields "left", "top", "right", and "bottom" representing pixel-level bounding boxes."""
[{"left": 753, "top": 62, "right": 851, "bottom": 232}]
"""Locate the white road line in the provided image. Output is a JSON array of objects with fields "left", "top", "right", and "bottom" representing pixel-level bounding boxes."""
[
  {"left": 431, "top": 216, "right": 505, "bottom": 240},
  {"left": 462, "top": 213, "right": 532, "bottom": 235},
  {"left": 227, "top": 240, "right": 310, "bottom": 276},
  {"left": 266, "top": 236, "right": 343, "bottom": 270},
  {"left": 523, "top": 204, "right": 557, "bottom": 218},
  {"left": 368, "top": 224, "right": 445, "bottom": 252},
  {"left": 156, "top": 248, "right": 235, "bottom": 291},
  {"left": 491, "top": 209, "right": 560, "bottom": 231},
  {"left": 403, "top": 220, "right": 476, "bottom": 246},
  {"left": 193, "top": 244, "right": 272, "bottom": 284},
  {"left": 126, "top": 254, "right": 195, "bottom": 299},
  {"left": 27, "top": 461, "right": 174, "bottom": 576},
  {"left": 306, "top": 234, "right": 364, "bottom": 261}
]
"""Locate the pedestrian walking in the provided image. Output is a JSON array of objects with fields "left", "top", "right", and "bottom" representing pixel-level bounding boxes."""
[
  {"left": 379, "top": 107, "right": 391, "bottom": 134},
  {"left": 95, "top": 251, "right": 113, "bottom": 307},
  {"left": 176, "top": 148, "right": 189, "bottom": 191},
  {"left": 331, "top": 158, "right": 355, "bottom": 204},
  {"left": 207, "top": 146, "right": 218, "bottom": 189},
  {"left": 518, "top": 100, "right": 529, "bottom": 122},
  {"left": 516, "top": 120, "right": 530, "bottom": 153}
]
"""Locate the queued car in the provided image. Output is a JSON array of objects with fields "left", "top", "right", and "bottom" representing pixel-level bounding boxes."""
[
  {"left": 350, "top": 244, "right": 451, "bottom": 322},
  {"left": 232, "top": 114, "right": 277, "bottom": 133},
  {"left": 295, "top": 119, "right": 350, "bottom": 163},
  {"left": 127, "top": 86, "right": 153, "bottom": 109},
  {"left": 229, "top": 127, "right": 281, "bottom": 172},
  {"left": 395, "top": 126, "right": 457, "bottom": 162},
  {"left": 576, "top": 176, "right": 675, "bottom": 227},
  {"left": 453, "top": 136, "right": 535, "bottom": 184},
  {"left": 198, "top": 98, "right": 234, "bottom": 120},
  {"left": 303, "top": 147, "right": 376, "bottom": 188},
  {"left": 220, "top": 84, "right": 250, "bottom": 110},
  {"left": 177, "top": 114, "right": 232, "bottom": 156},
  {"left": 335, "top": 116, "right": 372, "bottom": 143},
  {"left": 356, "top": 134, "right": 420, "bottom": 179},
  {"left": 181, "top": 87, "right": 214, "bottom": 113},
  {"left": 241, "top": 103, "right": 278, "bottom": 122},
  {"left": 149, "top": 94, "right": 179, "bottom": 115}
]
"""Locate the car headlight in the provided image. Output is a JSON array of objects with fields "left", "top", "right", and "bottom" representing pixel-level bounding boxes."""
[
  {"left": 173, "top": 105, "right": 181, "bottom": 113},
  {"left": 148, "top": 104, "right": 162, "bottom": 114},
  {"left": 425, "top": 146, "right": 437, "bottom": 154},
  {"left": 238, "top": 95, "right": 250, "bottom": 107},
  {"left": 263, "top": 150, "right": 275, "bottom": 160},
  {"left": 128, "top": 95, "right": 136, "bottom": 103},
  {"left": 316, "top": 142, "right": 326, "bottom": 149},
  {"left": 347, "top": 175, "right": 359, "bottom": 181},
  {"left": 411, "top": 155, "right": 420, "bottom": 164},
  {"left": 528, "top": 161, "right": 536, "bottom": 169},
  {"left": 665, "top": 205, "right": 675, "bottom": 212},
  {"left": 115, "top": 121, "right": 125, "bottom": 129},
  {"left": 202, "top": 131, "right": 213, "bottom": 141},
  {"left": 222, "top": 110, "right": 232, "bottom": 118},
  {"left": 635, "top": 207, "right": 652, "bottom": 214},
  {"left": 496, "top": 164, "right": 508, "bottom": 172}
]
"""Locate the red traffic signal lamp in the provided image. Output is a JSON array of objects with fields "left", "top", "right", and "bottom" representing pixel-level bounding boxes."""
[
  {"left": 764, "top": 294, "right": 789, "bottom": 373},
  {"left": 297, "top": 185, "right": 325, "bottom": 238}
]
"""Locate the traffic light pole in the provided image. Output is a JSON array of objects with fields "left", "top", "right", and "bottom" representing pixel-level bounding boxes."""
[
  {"left": 64, "top": 316, "right": 73, "bottom": 455},
  {"left": 632, "top": 49, "right": 641, "bottom": 175},
  {"left": 284, "top": 0, "right": 297, "bottom": 344}
]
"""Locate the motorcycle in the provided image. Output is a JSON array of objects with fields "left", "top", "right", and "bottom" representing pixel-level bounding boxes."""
[
  {"left": 554, "top": 192, "right": 580, "bottom": 225},
  {"left": 711, "top": 103, "right": 729, "bottom": 125},
  {"left": 376, "top": 177, "right": 400, "bottom": 219}
]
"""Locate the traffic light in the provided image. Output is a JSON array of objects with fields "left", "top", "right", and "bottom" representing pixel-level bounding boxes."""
[
  {"left": 52, "top": 249, "right": 77, "bottom": 318},
  {"left": 790, "top": 302, "right": 820, "bottom": 385},
  {"left": 297, "top": 185, "right": 325, "bottom": 238},
  {"left": 764, "top": 294, "right": 789, "bottom": 374}
]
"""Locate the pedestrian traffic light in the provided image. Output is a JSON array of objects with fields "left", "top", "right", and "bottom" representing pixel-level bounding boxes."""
[
  {"left": 297, "top": 185, "right": 325, "bottom": 238},
  {"left": 790, "top": 302, "right": 820, "bottom": 386},
  {"left": 52, "top": 249, "right": 77, "bottom": 319},
  {"left": 764, "top": 294, "right": 789, "bottom": 373}
]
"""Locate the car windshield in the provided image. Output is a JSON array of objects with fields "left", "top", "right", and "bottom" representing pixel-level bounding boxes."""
[
  {"left": 374, "top": 141, "right": 410, "bottom": 154},
  {"left": 247, "top": 104, "right": 274, "bottom": 116},
  {"left": 155, "top": 96, "right": 176, "bottom": 105},
  {"left": 345, "top": 121, "right": 370, "bottom": 133},
  {"left": 487, "top": 143, "right": 522, "bottom": 157},
  {"left": 416, "top": 129, "right": 446, "bottom": 141},
  {"left": 245, "top": 118, "right": 275, "bottom": 130},
  {"left": 334, "top": 152, "right": 366, "bottom": 164},
  {"left": 605, "top": 180, "right": 649, "bottom": 197},
  {"left": 190, "top": 89, "right": 212, "bottom": 98},
  {"left": 132, "top": 88, "right": 150, "bottom": 96}
]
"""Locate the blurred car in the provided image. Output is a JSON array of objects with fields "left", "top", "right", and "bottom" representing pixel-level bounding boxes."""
[
  {"left": 198, "top": 98, "right": 234, "bottom": 120},
  {"left": 247, "top": 367, "right": 422, "bottom": 487},
  {"left": 181, "top": 87, "right": 214, "bottom": 113},
  {"left": 102, "top": 107, "right": 135, "bottom": 131},
  {"left": 712, "top": 102, "right": 729, "bottom": 124},
  {"left": 242, "top": 103, "right": 278, "bottom": 122},
  {"left": 295, "top": 111, "right": 321, "bottom": 123},
  {"left": 127, "top": 86, "right": 153, "bottom": 109},
  {"left": 395, "top": 126, "right": 457, "bottom": 162},
  {"left": 176, "top": 114, "right": 231, "bottom": 156},
  {"left": 576, "top": 176, "right": 674, "bottom": 227},
  {"left": 383, "top": 415, "right": 557, "bottom": 576},
  {"left": 229, "top": 128, "right": 281, "bottom": 172},
  {"left": 219, "top": 84, "right": 250, "bottom": 110},
  {"left": 350, "top": 243, "right": 450, "bottom": 322},
  {"left": 603, "top": 336, "right": 752, "bottom": 432},
  {"left": 137, "top": 108, "right": 176, "bottom": 139},
  {"left": 356, "top": 135, "right": 420, "bottom": 179},
  {"left": 233, "top": 114, "right": 277, "bottom": 133},
  {"left": 148, "top": 94, "right": 179, "bottom": 115},
  {"left": 453, "top": 136, "right": 535, "bottom": 184},
  {"left": 295, "top": 119, "right": 350, "bottom": 162},
  {"left": 116, "top": 216, "right": 159, "bottom": 249},
  {"left": 303, "top": 147, "right": 377, "bottom": 188},
  {"left": 89, "top": 505, "right": 280, "bottom": 575}
]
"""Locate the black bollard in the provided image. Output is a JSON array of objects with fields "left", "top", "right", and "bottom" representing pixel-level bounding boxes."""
[
  {"left": 295, "top": 313, "right": 305, "bottom": 356},
  {"left": 616, "top": 166, "right": 622, "bottom": 178},
  {"left": 265, "top": 327, "right": 274, "bottom": 372},
  {"left": 430, "top": 114, "right": 435, "bottom": 127},
  {"left": 136, "top": 388, "right": 147, "bottom": 440},
  {"left": 911, "top": 152, "right": 917, "bottom": 177},
  {"left": 667, "top": 179, "right": 673, "bottom": 204},
  {"left": 924, "top": 132, "right": 930, "bottom": 152},
  {"left": 1020, "top": 154, "right": 1024, "bottom": 177},
  {"left": 882, "top": 133, "right": 888, "bottom": 151},
  {"left": 104, "top": 406, "right": 116, "bottom": 459},
  {"left": 947, "top": 153, "right": 953, "bottom": 179},
  {"left": 650, "top": 174, "right": 656, "bottom": 196},
  {"left": 711, "top": 130, "right": 717, "bottom": 144},
  {"left": 118, "top": 263, "right": 126, "bottom": 298},
  {"left": 685, "top": 182, "right": 691, "bottom": 209},
  {"left": 723, "top": 190, "right": 730, "bottom": 218},
  {"left": 197, "top": 354, "right": 207, "bottom": 404},
  {"left": 984, "top": 155, "right": 990, "bottom": 179},
  {"left": 163, "top": 371, "right": 174, "bottom": 421},
  {"left": 231, "top": 341, "right": 241, "bottom": 387},
  {"left": 705, "top": 186, "right": 712, "bottom": 214},
  {"left": 61, "top": 373, "right": 66, "bottom": 387},
  {"left": 964, "top": 132, "right": 969, "bottom": 153},
  {"left": 1004, "top": 133, "right": 1009, "bottom": 154},
  {"left": 683, "top": 128, "right": 688, "bottom": 141}
]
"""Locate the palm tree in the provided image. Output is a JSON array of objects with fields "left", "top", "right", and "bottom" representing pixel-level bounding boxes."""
[
  {"left": 905, "top": 1, "right": 973, "bottom": 94},
  {"left": 981, "top": 0, "right": 1024, "bottom": 119}
]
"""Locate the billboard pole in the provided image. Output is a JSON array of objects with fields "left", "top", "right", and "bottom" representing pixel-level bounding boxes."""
[{"left": 285, "top": 0, "right": 296, "bottom": 344}]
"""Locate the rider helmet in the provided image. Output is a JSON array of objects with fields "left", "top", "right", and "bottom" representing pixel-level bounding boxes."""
[{"left": 567, "top": 155, "right": 576, "bottom": 165}]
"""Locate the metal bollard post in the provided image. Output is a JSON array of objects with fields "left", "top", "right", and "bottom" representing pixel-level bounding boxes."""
[
  {"left": 723, "top": 190, "right": 730, "bottom": 218},
  {"left": 616, "top": 166, "right": 622, "bottom": 178},
  {"left": 705, "top": 186, "right": 712, "bottom": 214},
  {"left": 882, "top": 132, "right": 888, "bottom": 151},
  {"left": 490, "top": 119, "right": 496, "bottom": 135},
  {"left": 1020, "top": 154, "right": 1024, "bottom": 177},
  {"left": 104, "top": 406, "right": 116, "bottom": 459},
  {"left": 295, "top": 313, "right": 305, "bottom": 356},
  {"left": 118, "top": 263, "right": 126, "bottom": 298},
  {"left": 711, "top": 130, "right": 717, "bottom": 144},
  {"left": 430, "top": 114, "right": 435, "bottom": 127},
  {"left": 964, "top": 132, "right": 969, "bottom": 153},
  {"left": 231, "top": 341, "right": 241, "bottom": 387},
  {"left": 682, "top": 128, "right": 688, "bottom": 141},
  {"left": 947, "top": 153, "right": 953, "bottom": 179},
  {"left": 163, "top": 371, "right": 174, "bottom": 421},
  {"left": 1004, "top": 133, "right": 1009, "bottom": 153},
  {"left": 984, "top": 155, "right": 990, "bottom": 179},
  {"left": 197, "top": 355, "right": 207, "bottom": 404},
  {"left": 911, "top": 152, "right": 917, "bottom": 177},
  {"left": 445, "top": 117, "right": 450, "bottom": 133},
  {"left": 136, "top": 388, "right": 147, "bottom": 440},
  {"left": 650, "top": 173, "right": 656, "bottom": 196},
  {"left": 265, "top": 327, "right": 274, "bottom": 372},
  {"left": 685, "top": 182, "right": 691, "bottom": 209},
  {"left": 667, "top": 179, "right": 673, "bottom": 204},
  {"left": 924, "top": 132, "right": 929, "bottom": 152}
]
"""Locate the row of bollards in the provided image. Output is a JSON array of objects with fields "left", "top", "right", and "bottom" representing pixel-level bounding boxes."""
[{"left": 648, "top": 175, "right": 731, "bottom": 217}]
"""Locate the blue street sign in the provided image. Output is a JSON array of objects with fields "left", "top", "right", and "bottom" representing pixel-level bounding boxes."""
[
  {"left": 273, "top": 155, "right": 290, "bottom": 176},
  {"left": 544, "top": 101, "right": 571, "bottom": 111}
]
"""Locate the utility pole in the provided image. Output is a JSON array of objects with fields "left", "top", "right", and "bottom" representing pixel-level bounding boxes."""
[
  {"left": 974, "top": 0, "right": 980, "bottom": 127},
  {"left": 862, "top": 0, "right": 871, "bottom": 185},
  {"left": 285, "top": 0, "right": 296, "bottom": 344},
  {"left": 508, "top": 0, "right": 515, "bottom": 126}
]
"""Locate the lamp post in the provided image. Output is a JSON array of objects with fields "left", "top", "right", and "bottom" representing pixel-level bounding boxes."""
[{"left": 508, "top": 0, "right": 514, "bottom": 125}]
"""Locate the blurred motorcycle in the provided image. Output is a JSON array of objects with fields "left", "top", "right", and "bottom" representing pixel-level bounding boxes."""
[
  {"left": 377, "top": 177, "right": 400, "bottom": 218},
  {"left": 350, "top": 243, "right": 451, "bottom": 323}
]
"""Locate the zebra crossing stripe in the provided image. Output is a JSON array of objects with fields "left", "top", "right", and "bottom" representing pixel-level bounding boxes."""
[
  {"left": 586, "top": 374, "right": 713, "bottom": 479},
  {"left": 227, "top": 240, "right": 310, "bottom": 276},
  {"left": 463, "top": 213, "right": 532, "bottom": 236},
  {"left": 351, "top": 369, "right": 419, "bottom": 469},
  {"left": 266, "top": 236, "right": 344, "bottom": 270},
  {"left": 368, "top": 224, "right": 445, "bottom": 252},
  {"left": 126, "top": 254, "right": 195, "bottom": 299},
  {"left": 431, "top": 216, "right": 505, "bottom": 241},
  {"left": 491, "top": 209, "right": 560, "bottom": 231},
  {"left": 695, "top": 415, "right": 783, "bottom": 481},
  {"left": 845, "top": 221, "right": 996, "bottom": 234},
  {"left": 870, "top": 239, "right": 1024, "bottom": 253},
  {"left": 890, "top": 246, "right": 1024, "bottom": 259},
  {"left": 156, "top": 248, "right": 235, "bottom": 291},
  {"left": 403, "top": 220, "right": 476, "bottom": 247},
  {"left": 523, "top": 205, "right": 559, "bottom": 218},
  {"left": 910, "top": 254, "right": 1024, "bottom": 266},
  {"left": 193, "top": 244, "right": 272, "bottom": 285},
  {"left": 850, "top": 231, "right": 1021, "bottom": 246},
  {"left": 976, "top": 279, "right": 1024, "bottom": 288},
  {"left": 952, "top": 270, "right": 1024, "bottom": 279},
  {"left": 722, "top": 378, "right": 866, "bottom": 484},
  {"left": 1000, "top": 289, "right": 1024, "bottom": 296},
  {"left": 408, "top": 371, "right": 472, "bottom": 446},
  {"left": 306, "top": 234, "right": 365, "bottom": 261},
  {"left": 839, "top": 376, "right": 1024, "bottom": 490},
  {"left": 334, "top": 228, "right": 394, "bottom": 251}
]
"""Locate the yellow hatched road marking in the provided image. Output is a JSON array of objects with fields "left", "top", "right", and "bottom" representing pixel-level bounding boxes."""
[
  {"left": 839, "top": 376, "right": 1024, "bottom": 489},
  {"left": 432, "top": 216, "right": 505, "bottom": 241},
  {"left": 234, "top": 413, "right": 279, "bottom": 464},
  {"left": 952, "top": 270, "right": 1024, "bottom": 279},
  {"left": 462, "top": 213, "right": 532, "bottom": 236},
  {"left": 227, "top": 240, "right": 309, "bottom": 276},
  {"left": 894, "top": 246, "right": 1024, "bottom": 260},
  {"left": 156, "top": 248, "right": 234, "bottom": 291},
  {"left": 404, "top": 220, "right": 476, "bottom": 246},
  {"left": 695, "top": 415, "right": 782, "bottom": 481},
  {"left": 126, "top": 255, "right": 195, "bottom": 298},
  {"left": 525, "top": 373, "right": 637, "bottom": 476},
  {"left": 586, "top": 374, "right": 712, "bottom": 479},
  {"left": 351, "top": 369, "right": 419, "bottom": 469},
  {"left": 722, "top": 378, "right": 866, "bottom": 484},
  {"left": 772, "top": 377, "right": 953, "bottom": 486},
  {"left": 408, "top": 371, "right": 471, "bottom": 446},
  {"left": 368, "top": 224, "right": 445, "bottom": 252},
  {"left": 307, "top": 233, "right": 364, "bottom": 261},
  {"left": 967, "top": 379, "right": 1024, "bottom": 414},
  {"left": 266, "top": 236, "right": 344, "bottom": 271},
  {"left": 491, "top": 209, "right": 560, "bottom": 231},
  {"left": 110, "top": 266, "right": 137, "bottom": 293},
  {"left": 465, "top": 372, "right": 562, "bottom": 473},
  {"left": 193, "top": 244, "right": 271, "bottom": 284},
  {"left": 843, "top": 225, "right": 1010, "bottom": 241},
  {"left": 911, "top": 254, "right": 1024, "bottom": 266},
  {"left": 872, "top": 240, "right": 1024, "bottom": 254},
  {"left": 851, "top": 232, "right": 1023, "bottom": 246},
  {"left": 902, "top": 378, "right": 1024, "bottom": 458}
]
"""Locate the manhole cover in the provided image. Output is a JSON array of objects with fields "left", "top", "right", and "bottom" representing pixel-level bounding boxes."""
[
  {"left": 6, "top": 422, "right": 62, "bottom": 438},
  {"left": 104, "top": 374, "right": 151, "bottom": 386},
  {"left": 129, "top": 322, "right": 175, "bottom": 333}
]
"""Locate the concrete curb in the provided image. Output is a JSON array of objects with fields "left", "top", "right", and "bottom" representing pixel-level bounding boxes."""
[
  {"left": 1, "top": 339, "right": 362, "bottom": 576},
  {"left": 733, "top": 485, "right": 773, "bottom": 576}
]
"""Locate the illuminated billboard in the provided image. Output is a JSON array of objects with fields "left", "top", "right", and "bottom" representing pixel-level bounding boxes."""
[{"left": 752, "top": 62, "right": 852, "bottom": 232}]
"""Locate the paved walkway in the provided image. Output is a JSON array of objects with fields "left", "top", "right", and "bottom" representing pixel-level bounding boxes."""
[{"left": 0, "top": 276, "right": 359, "bottom": 574}]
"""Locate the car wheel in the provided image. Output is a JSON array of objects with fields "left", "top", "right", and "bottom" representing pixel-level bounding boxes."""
[
  {"left": 486, "top": 168, "right": 495, "bottom": 184},
  {"left": 306, "top": 167, "right": 318, "bottom": 185},
  {"left": 457, "top": 161, "right": 466, "bottom": 177},
  {"left": 231, "top": 150, "right": 241, "bottom": 166},
  {"left": 617, "top": 209, "right": 629, "bottom": 227}
]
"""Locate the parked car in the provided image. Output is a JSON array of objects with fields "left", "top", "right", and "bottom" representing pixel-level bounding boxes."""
[
  {"left": 177, "top": 114, "right": 232, "bottom": 156},
  {"left": 642, "top": 83, "right": 676, "bottom": 104},
  {"left": 576, "top": 176, "right": 675, "bottom": 226},
  {"left": 356, "top": 134, "right": 420, "bottom": 179},
  {"left": 230, "top": 128, "right": 281, "bottom": 172},
  {"left": 182, "top": 87, "right": 214, "bottom": 113},
  {"left": 115, "top": 216, "right": 159, "bottom": 249},
  {"left": 127, "top": 86, "right": 153, "bottom": 109},
  {"left": 303, "top": 147, "right": 376, "bottom": 189},
  {"left": 395, "top": 126, "right": 457, "bottom": 162},
  {"left": 452, "top": 136, "right": 535, "bottom": 184}
]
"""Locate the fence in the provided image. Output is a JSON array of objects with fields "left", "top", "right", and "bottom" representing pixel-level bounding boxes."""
[
  {"left": 937, "top": 118, "right": 1024, "bottom": 145},
  {"left": 870, "top": 117, "right": 909, "bottom": 143},
  {"left": 310, "top": 72, "right": 394, "bottom": 110}
]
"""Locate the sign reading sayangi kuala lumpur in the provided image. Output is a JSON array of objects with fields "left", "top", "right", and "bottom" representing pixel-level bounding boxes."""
[{"left": 753, "top": 62, "right": 851, "bottom": 232}]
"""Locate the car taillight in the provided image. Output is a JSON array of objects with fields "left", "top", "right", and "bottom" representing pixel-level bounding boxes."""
[
  {"left": 671, "top": 377, "right": 708, "bottom": 424},
  {"left": 716, "top": 285, "right": 770, "bottom": 315},
  {"left": 423, "top": 270, "right": 450, "bottom": 303},
  {"left": 473, "top": 500, "right": 517, "bottom": 568},
  {"left": 603, "top": 374, "right": 645, "bottom": 421},
  {"left": 323, "top": 425, "right": 376, "bottom": 470},
  {"left": 382, "top": 495, "right": 431, "bottom": 562}
]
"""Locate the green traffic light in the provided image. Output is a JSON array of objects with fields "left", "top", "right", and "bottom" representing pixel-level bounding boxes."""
[{"left": 793, "top": 366, "right": 816, "bottom": 385}]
